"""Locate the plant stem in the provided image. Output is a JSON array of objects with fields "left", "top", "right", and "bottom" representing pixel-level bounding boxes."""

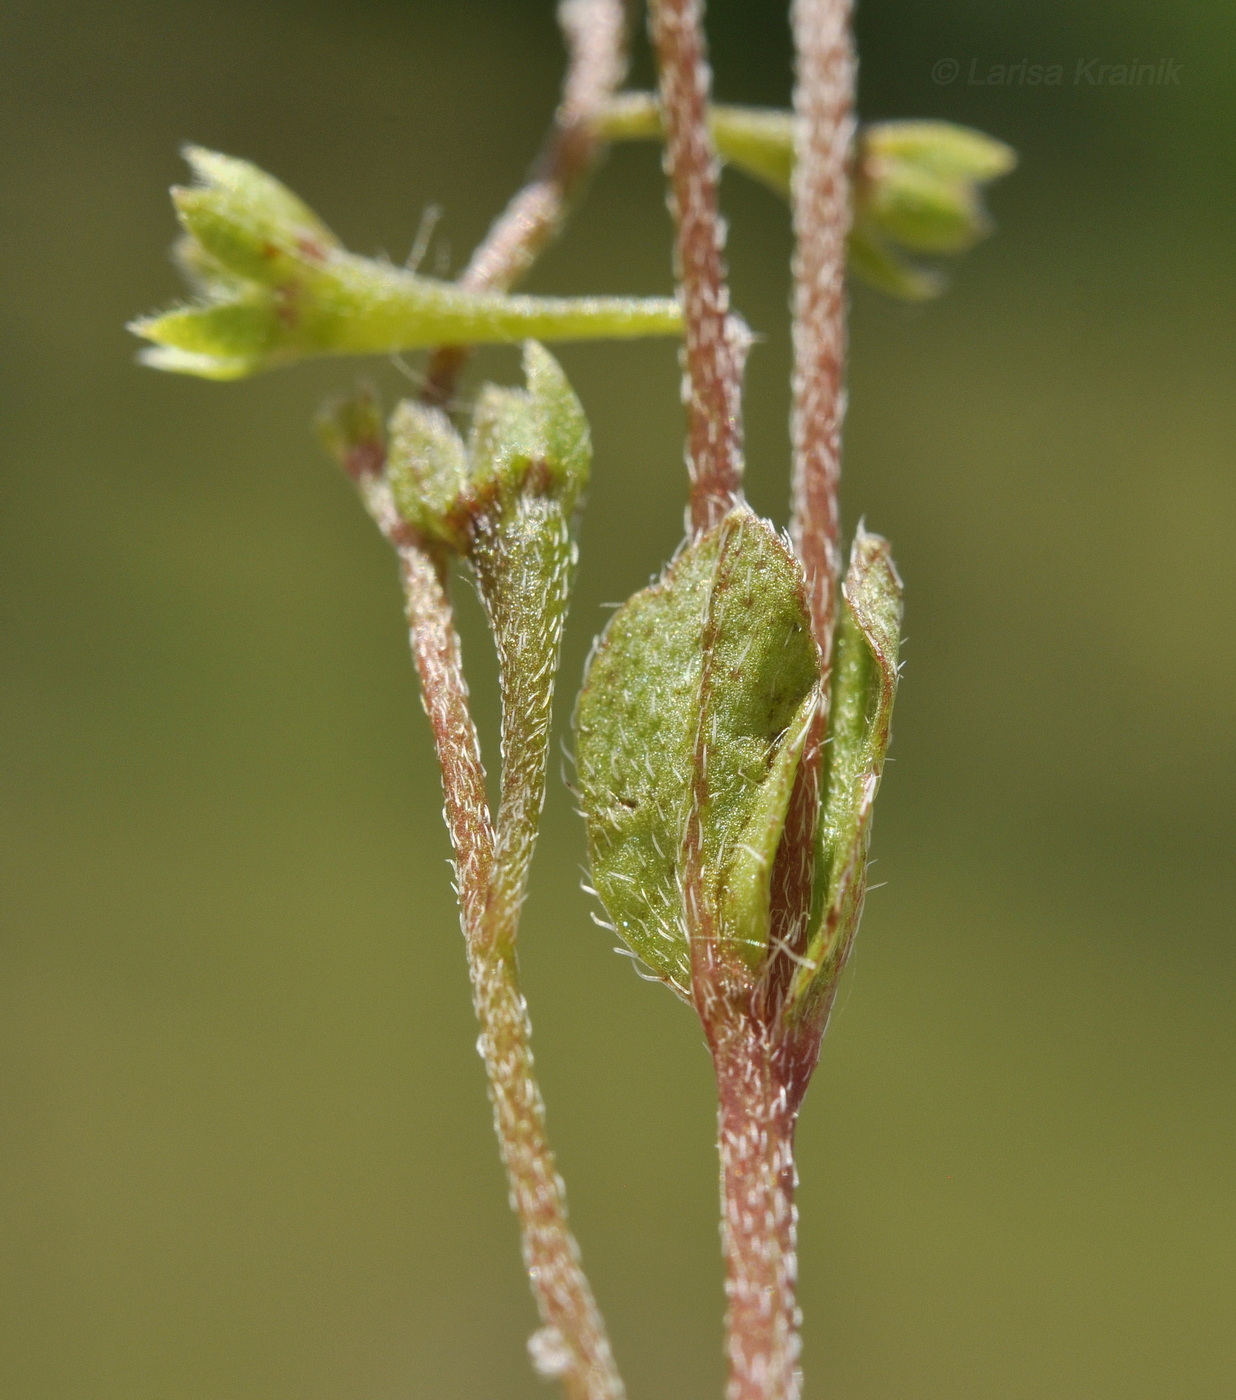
[
  {"left": 423, "top": 0, "right": 633, "bottom": 406},
  {"left": 401, "top": 540, "right": 623, "bottom": 1400},
  {"left": 647, "top": 0, "right": 746, "bottom": 537},
  {"left": 649, "top": 6, "right": 806, "bottom": 1394},
  {"left": 710, "top": 1018, "right": 804, "bottom": 1400},
  {"left": 356, "top": 10, "right": 639, "bottom": 1393},
  {"left": 342, "top": 447, "right": 623, "bottom": 1400},
  {"left": 789, "top": 0, "right": 855, "bottom": 668}
]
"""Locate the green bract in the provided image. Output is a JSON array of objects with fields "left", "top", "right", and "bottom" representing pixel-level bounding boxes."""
[
  {"left": 130, "top": 148, "right": 682, "bottom": 379},
  {"left": 575, "top": 509, "right": 819, "bottom": 995},
  {"left": 387, "top": 403, "right": 472, "bottom": 552}
]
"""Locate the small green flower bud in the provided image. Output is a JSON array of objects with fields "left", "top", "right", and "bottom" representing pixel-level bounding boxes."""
[
  {"left": 131, "top": 149, "right": 682, "bottom": 380},
  {"left": 315, "top": 384, "right": 386, "bottom": 481},
  {"left": 861, "top": 159, "right": 989, "bottom": 254},
  {"left": 858, "top": 123, "right": 1016, "bottom": 256},
  {"left": 595, "top": 98, "right": 1015, "bottom": 300},
  {"left": 469, "top": 342, "right": 591, "bottom": 518},
  {"left": 170, "top": 147, "right": 341, "bottom": 288},
  {"left": 862, "top": 121, "right": 1017, "bottom": 185},
  {"left": 386, "top": 402, "right": 471, "bottom": 552}
]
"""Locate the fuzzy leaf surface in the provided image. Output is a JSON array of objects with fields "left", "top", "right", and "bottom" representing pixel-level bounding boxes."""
[{"left": 576, "top": 509, "right": 818, "bottom": 993}]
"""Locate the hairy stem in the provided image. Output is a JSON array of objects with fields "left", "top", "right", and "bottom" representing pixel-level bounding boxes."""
[
  {"left": 711, "top": 1020, "right": 803, "bottom": 1400},
  {"left": 399, "top": 544, "right": 623, "bottom": 1400},
  {"left": 789, "top": 0, "right": 855, "bottom": 668},
  {"left": 367, "top": 10, "right": 636, "bottom": 1393},
  {"left": 399, "top": 544, "right": 495, "bottom": 928},
  {"left": 336, "top": 434, "right": 621, "bottom": 1400},
  {"left": 648, "top": 0, "right": 746, "bottom": 537},
  {"left": 423, "top": 0, "right": 632, "bottom": 406}
]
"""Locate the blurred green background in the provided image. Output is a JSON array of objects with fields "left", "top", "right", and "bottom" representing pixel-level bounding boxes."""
[{"left": 1, "top": 1, "right": 1232, "bottom": 1397}]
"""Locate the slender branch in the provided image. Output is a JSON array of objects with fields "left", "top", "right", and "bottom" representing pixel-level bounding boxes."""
[
  {"left": 401, "top": 544, "right": 620, "bottom": 1400},
  {"left": 789, "top": 0, "right": 855, "bottom": 668},
  {"left": 363, "top": 11, "right": 637, "bottom": 1394},
  {"left": 341, "top": 447, "right": 623, "bottom": 1400},
  {"left": 422, "top": 0, "right": 632, "bottom": 407},
  {"left": 648, "top": 0, "right": 746, "bottom": 537}
]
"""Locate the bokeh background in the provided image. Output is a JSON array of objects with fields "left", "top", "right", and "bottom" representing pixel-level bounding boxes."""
[{"left": 2, "top": 1, "right": 1232, "bottom": 1397}]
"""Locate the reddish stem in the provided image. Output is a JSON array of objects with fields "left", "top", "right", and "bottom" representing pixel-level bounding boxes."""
[
  {"left": 710, "top": 1015, "right": 809, "bottom": 1400},
  {"left": 647, "top": 0, "right": 745, "bottom": 536},
  {"left": 789, "top": 0, "right": 855, "bottom": 669},
  {"left": 422, "top": 0, "right": 631, "bottom": 407},
  {"left": 398, "top": 540, "right": 623, "bottom": 1400},
  {"left": 399, "top": 545, "right": 493, "bottom": 924}
]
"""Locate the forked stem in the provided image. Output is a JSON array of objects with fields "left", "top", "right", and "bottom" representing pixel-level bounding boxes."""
[
  {"left": 423, "top": 0, "right": 633, "bottom": 407},
  {"left": 373, "top": 9, "right": 639, "bottom": 1396},
  {"left": 335, "top": 428, "right": 621, "bottom": 1400}
]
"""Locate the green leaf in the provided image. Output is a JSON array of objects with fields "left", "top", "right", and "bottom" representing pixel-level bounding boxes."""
[
  {"left": 790, "top": 527, "right": 902, "bottom": 1010},
  {"left": 575, "top": 509, "right": 819, "bottom": 994}
]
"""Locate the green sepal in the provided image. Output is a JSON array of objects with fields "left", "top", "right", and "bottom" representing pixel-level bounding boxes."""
[
  {"left": 863, "top": 121, "right": 1017, "bottom": 184},
  {"left": 846, "top": 227, "right": 943, "bottom": 301},
  {"left": 790, "top": 527, "right": 902, "bottom": 1011},
  {"left": 382, "top": 342, "right": 590, "bottom": 552},
  {"left": 171, "top": 146, "right": 341, "bottom": 286},
  {"left": 469, "top": 341, "right": 590, "bottom": 514},
  {"left": 575, "top": 509, "right": 819, "bottom": 994}
]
